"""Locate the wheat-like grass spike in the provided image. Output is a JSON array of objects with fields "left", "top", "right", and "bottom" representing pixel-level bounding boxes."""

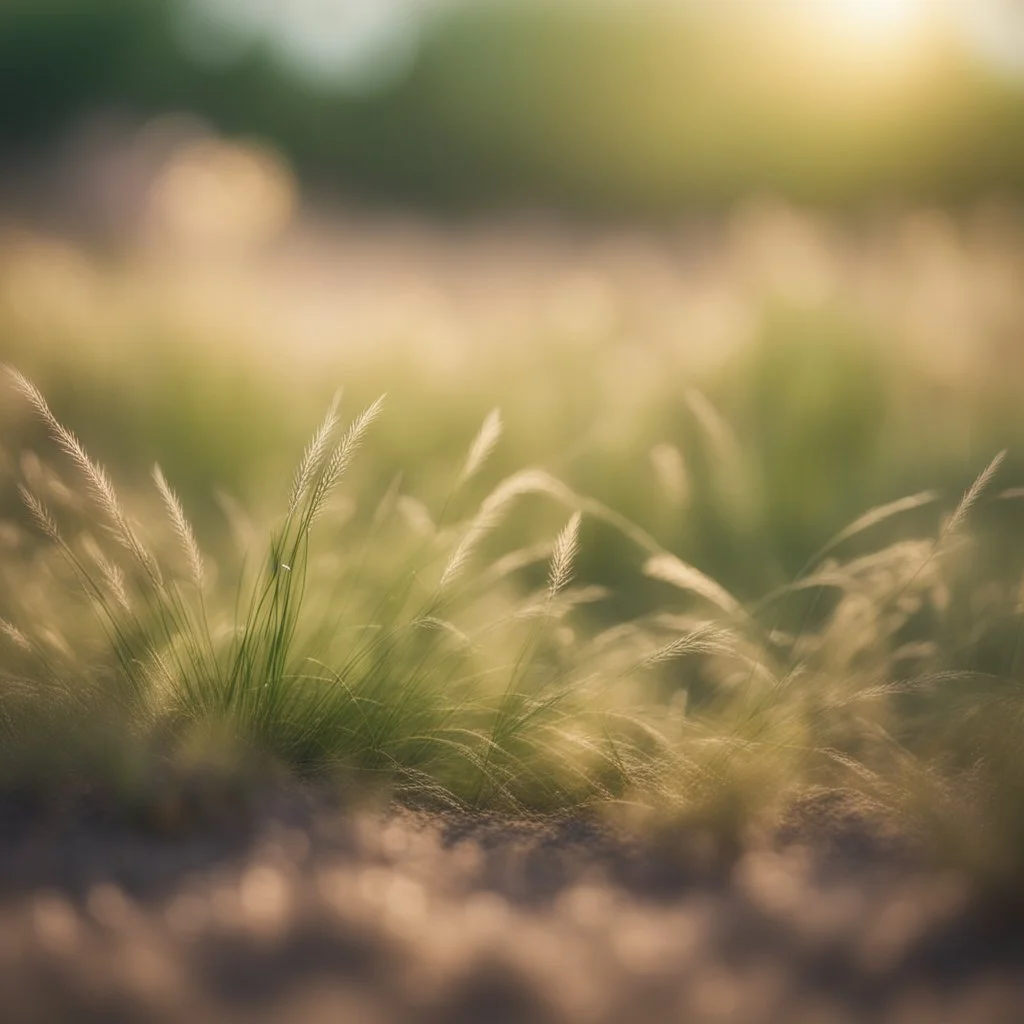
[
  {"left": 458, "top": 408, "right": 503, "bottom": 487},
  {"left": 6, "top": 367, "right": 160, "bottom": 582},
  {"left": 308, "top": 395, "right": 385, "bottom": 522},
  {"left": 548, "top": 512, "right": 582, "bottom": 598},
  {"left": 18, "top": 485, "right": 60, "bottom": 542},
  {"left": 288, "top": 391, "right": 341, "bottom": 514},
  {"left": 153, "top": 464, "right": 205, "bottom": 589},
  {"left": 945, "top": 450, "right": 1006, "bottom": 535},
  {"left": 644, "top": 553, "right": 743, "bottom": 616}
]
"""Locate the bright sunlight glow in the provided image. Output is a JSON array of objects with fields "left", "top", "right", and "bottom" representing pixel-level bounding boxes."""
[
  {"left": 812, "top": 0, "right": 933, "bottom": 50},
  {"left": 820, "top": 0, "right": 928, "bottom": 43},
  {"left": 784, "top": 0, "right": 935, "bottom": 83}
]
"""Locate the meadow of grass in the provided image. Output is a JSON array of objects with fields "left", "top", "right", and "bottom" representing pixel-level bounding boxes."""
[{"left": 2, "top": 194, "right": 1024, "bottom": 894}]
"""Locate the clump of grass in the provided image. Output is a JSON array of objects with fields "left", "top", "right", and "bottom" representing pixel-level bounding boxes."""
[
  {"left": 4, "top": 366, "right": 1024, "bottom": 894},
  {"left": 0, "top": 372, "right": 692, "bottom": 813}
]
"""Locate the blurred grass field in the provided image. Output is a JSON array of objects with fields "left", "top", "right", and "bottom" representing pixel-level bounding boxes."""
[
  {"left": 4, "top": 156, "right": 1023, "bottom": 591},
  {"left": 3, "top": 127, "right": 1024, "bottom": 890}
]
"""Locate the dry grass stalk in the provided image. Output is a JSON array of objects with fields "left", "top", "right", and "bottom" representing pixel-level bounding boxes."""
[
  {"left": 18, "top": 485, "right": 60, "bottom": 543},
  {"left": 644, "top": 552, "right": 743, "bottom": 616},
  {"left": 288, "top": 391, "right": 341, "bottom": 515},
  {"left": 0, "top": 618, "right": 31, "bottom": 651},
  {"left": 548, "top": 512, "right": 582, "bottom": 599},
  {"left": 945, "top": 450, "right": 1006, "bottom": 536},
  {"left": 441, "top": 469, "right": 573, "bottom": 587},
  {"left": 644, "top": 623, "right": 737, "bottom": 666},
  {"left": 153, "top": 465, "right": 205, "bottom": 589},
  {"left": 458, "top": 408, "right": 503, "bottom": 487},
  {"left": 307, "top": 395, "right": 386, "bottom": 523},
  {"left": 5, "top": 367, "right": 160, "bottom": 583}
]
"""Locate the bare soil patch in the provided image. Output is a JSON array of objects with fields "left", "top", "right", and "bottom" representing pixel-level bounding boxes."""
[{"left": 1, "top": 786, "right": 1022, "bottom": 1023}]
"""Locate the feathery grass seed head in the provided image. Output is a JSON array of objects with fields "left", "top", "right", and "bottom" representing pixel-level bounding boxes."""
[
  {"left": 307, "top": 395, "right": 385, "bottom": 523},
  {"left": 288, "top": 392, "right": 341, "bottom": 515},
  {"left": 18, "top": 485, "right": 60, "bottom": 543},
  {"left": 945, "top": 450, "right": 1006, "bottom": 537},
  {"left": 811, "top": 491, "right": 940, "bottom": 570},
  {"left": 458, "top": 408, "right": 503, "bottom": 487},
  {"left": 644, "top": 623, "right": 737, "bottom": 666},
  {"left": 153, "top": 465, "right": 205, "bottom": 589},
  {"left": 0, "top": 618, "right": 31, "bottom": 651},
  {"left": 7, "top": 367, "right": 160, "bottom": 583},
  {"left": 644, "top": 553, "right": 743, "bottom": 617},
  {"left": 548, "top": 512, "right": 582, "bottom": 599},
  {"left": 440, "top": 469, "right": 572, "bottom": 588}
]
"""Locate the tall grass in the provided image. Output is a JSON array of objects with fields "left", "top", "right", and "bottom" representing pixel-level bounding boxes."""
[
  {"left": 3, "top": 367, "right": 1024, "bottom": 893},
  {"left": 0, "top": 370, "right": 681, "bottom": 810}
]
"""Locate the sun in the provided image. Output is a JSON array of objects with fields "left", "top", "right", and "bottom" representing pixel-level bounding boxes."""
[
  {"left": 772, "top": 0, "right": 937, "bottom": 98},
  {"left": 814, "top": 0, "right": 931, "bottom": 48}
]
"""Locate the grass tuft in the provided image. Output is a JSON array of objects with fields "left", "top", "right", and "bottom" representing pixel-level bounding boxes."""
[{"left": 3, "top": 367, "right": 1024, "bottom": 896}]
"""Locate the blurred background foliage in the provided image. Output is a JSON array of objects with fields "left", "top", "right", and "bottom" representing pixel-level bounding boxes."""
[
  {"left": 3, "top": 0, "right": 1024, "bottom": 211},
  {"left": 2, "top": 0, "right": 1024, "bottom": 613}
]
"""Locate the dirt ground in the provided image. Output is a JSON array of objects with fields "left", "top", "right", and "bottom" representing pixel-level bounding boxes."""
[{"left": 1, "top": 785, "right": 1022, "bottom": 1024}]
